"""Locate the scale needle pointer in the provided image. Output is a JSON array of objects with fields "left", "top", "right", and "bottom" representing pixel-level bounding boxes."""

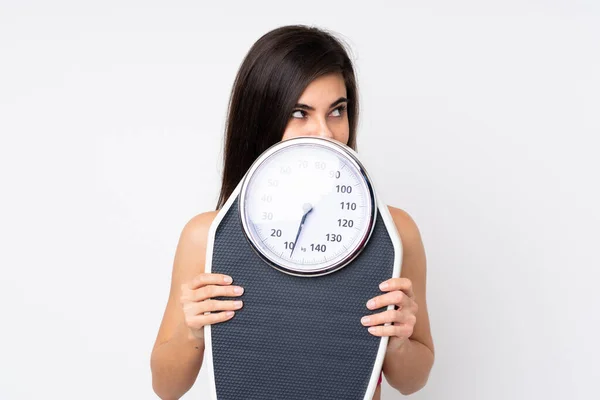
[{"left": 290, "top": 202, "right": 313, "bottom": 258}]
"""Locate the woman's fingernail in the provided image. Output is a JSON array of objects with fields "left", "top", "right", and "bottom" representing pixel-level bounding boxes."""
[
  {"left": 224, "top": 276, "right": 233, "bottom": 283},
  {"left": 367, "top": 300, "right": 376, "bottom": 309},
  {"left": 361, "top": 316, "right": 370, "bottom": 325},
  {"left": 379, "top": 282, "right": 388, "bottom": 290},
  {"left": 368, "top": 327, "right": 376, "bottom": 334},
  {"left": 234, "top": 301, "right": 243, "bottom": 308},
  {"left": 234, "top": 287, "right": 244, "bottom": 294},
  {"left": 226, "top": 311, "right": 234, "bottom": 317}
]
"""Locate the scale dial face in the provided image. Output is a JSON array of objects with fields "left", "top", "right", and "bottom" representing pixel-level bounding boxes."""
[{"left": 239, "top": 137, "right": 376, "bottom": 276}]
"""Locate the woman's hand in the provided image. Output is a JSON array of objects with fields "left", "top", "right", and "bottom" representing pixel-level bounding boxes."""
[
  {"left": 179, "top": 273, "right": 244, "bottom": 340},
  {"left": 361, "top": 277, "right": 418, "bottom": 351}
]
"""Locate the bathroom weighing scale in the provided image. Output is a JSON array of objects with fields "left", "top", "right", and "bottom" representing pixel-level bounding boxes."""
[{"left": 204, "top": 136, "right": 402, "bottom": 400}]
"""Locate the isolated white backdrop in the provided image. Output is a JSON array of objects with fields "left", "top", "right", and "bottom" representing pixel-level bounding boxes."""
[{"left": 1, "top": 1, "right": 599, "bottom": 399}]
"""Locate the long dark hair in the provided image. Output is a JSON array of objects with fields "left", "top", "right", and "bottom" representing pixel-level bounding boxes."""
[{"left": 215, "top": 25, "right": 360, "bottom": 210}]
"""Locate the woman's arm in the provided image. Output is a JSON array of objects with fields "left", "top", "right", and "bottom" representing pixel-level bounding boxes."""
[
  {"left": 383, "top": 336, "right": 435, "bottom": 395},
  {"left": 151, "top": 320, "right": 204, "bottom": 399},
  {"left": 382, "top": 207, "right": 435, "bottom": 395},
  {"left": 150, "top": 211, "right": 217, "bottom": 399}
]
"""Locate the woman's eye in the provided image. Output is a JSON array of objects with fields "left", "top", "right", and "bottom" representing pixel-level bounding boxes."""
[
  {"left": 291, "top": 110, "right": 305, "bottom": 119},
  {"left": 330, "top": 105, "right": 346, "bottom": 117}
]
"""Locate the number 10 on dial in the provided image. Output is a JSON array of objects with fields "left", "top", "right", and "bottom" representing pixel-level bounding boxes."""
[{"left": 239, "top": 137, "right": 376, "bottom": 277}]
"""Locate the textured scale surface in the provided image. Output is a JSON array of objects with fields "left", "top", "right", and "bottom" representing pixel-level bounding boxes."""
[{"left": 209, "top": 197, "right": 395, "bottom": 400}]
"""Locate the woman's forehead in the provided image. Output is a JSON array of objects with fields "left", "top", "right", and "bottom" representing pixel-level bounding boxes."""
[{"left": 296, "top": 73, "right": 347, "bottom": 106}]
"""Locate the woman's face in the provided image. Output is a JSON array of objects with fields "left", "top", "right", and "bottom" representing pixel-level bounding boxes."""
[{"left": 282, "top": 72, "right": 350, "bottom": 145}]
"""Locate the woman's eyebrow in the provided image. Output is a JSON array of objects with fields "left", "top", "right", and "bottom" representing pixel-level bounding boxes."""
[{"left": 294, "top": 97, "right": 348, "bottom": 111}]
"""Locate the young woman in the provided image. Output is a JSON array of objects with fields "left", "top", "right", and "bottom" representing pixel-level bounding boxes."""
[{"left": 150, "top": 25, "right": 435, "bottom": 400}]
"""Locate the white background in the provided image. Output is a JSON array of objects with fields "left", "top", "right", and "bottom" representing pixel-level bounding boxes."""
[{"left": 1, "top": 1, "right": 599, "bottom": 399}]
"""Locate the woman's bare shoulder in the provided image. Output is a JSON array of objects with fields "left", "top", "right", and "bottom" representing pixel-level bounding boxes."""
[
  {"left": 172, "top": 210, "right": 221, "bottom": 276},
  {"left": 386, "top": 205, "right": 423, "bottom": 244},
  {"left": 179, "top": 210, "right": 220, "bottom": 247},
  {"left": 385, "top": 205, "right": 427, "bottom": 273}
]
